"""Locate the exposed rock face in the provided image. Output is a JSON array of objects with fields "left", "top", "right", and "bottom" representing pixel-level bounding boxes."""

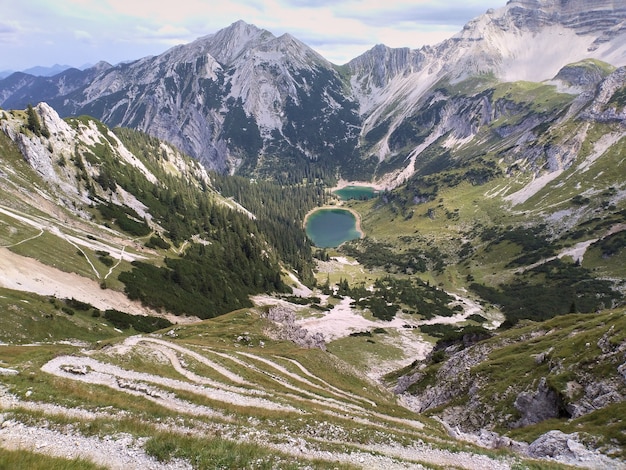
[
  {"left": 396, "top": 342, "right": 495, "bottom": 413},
  {"left": 0, "top": 103, "right": 210, "bottom": 220},
  {"left": 553, "top": 60, "right": 612, "bottom": 89},
  {"left": 513, "top": 377, "right": 564, "bottom": 427},
  {"left": 526, "top": 430, "right": 626, "bottom": 469},
  {"left": 394, "top": 313, "right": 626, "bottom": 469},
  {"left": 263, "top": 306, "right": 326, "bottom": 350},
  {"left": 581, "top": 66, "right": 626, "bottom": 122},
  {"left": 1, "top": 103, "right": 91, "bottom": 207}
]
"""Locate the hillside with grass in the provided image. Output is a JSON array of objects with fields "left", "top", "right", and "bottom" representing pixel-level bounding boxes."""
[
  {"left": 1, "top": 59, "right": 626, "bottom": 468},
  {"left": 0, "top": 103, "right": 329, "bottom": 319},
  {"left": 315, "top": 62, "right": 626, "bottom": 468}
]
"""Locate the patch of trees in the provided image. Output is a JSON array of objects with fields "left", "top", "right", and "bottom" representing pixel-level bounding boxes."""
[
  {"left": 481, "top": 224, "right": 557, "bottom": 267},
  {"left": 211, "top": 173, "right": 328, "bottom": 286},
  {"left": 337, "top": 275, "right": 459, "bottom": 321},
  {"left": 340, "top": 238, "right": 446, "bottom": 274},
  {"left": 363, "top": 119, "right": 391, "bottom": 146},
  {"left": 388, "top": 101, "right": 445, "bottom": 154},
  {"left": 378, "top": 147, "right": 502, "bottom": 217},
  {"left": 145, "top": 235, "right": 170, "bottom": 250},
  {"left": 96, "top": 250, "right": 115, "bottom": 267},
  {"left": 592, "top": 230, "right": 626, "bottom": 257},
  {"left": 470, "top": 258, "right": 620, "bottom": 327},
  {"left": 25, "top": 104, "right": 50, "bottom": 138},
  {"left": 51, "top": 297, "right": 171, "bottom": 332},
  {"left": 95, "top": 201, "right": 151, "bottom": 237},
  {"left": 220, "top": 97, "right": 263, "bottom": 162},
  {"left": 420, "top": 323, "right": 493, "bottom": 351},
  {"left": 103, "top": 309, "right": 172, "bottom": 333},
  {"left": 119, "top": 228, "right": 288, "bottom": 319},
  {"left": 53, "top": 297, "right": 93, "bottom": 316},
  {"left": 92, "top": 127, "right": 292, "bottom": 317}
]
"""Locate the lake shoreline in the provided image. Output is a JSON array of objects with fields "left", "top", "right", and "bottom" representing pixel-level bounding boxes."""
[
  {"left": 303, "top": 206, "right": 365, "bottom": 243},
  {"left": 332, "top": 179, "right": 388, "bottom": 191}
]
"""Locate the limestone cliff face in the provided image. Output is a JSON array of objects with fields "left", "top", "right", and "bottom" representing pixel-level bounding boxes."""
[
  {"left": 395, "top": 313, "right": 626, "bottom": 437},
  {"left": 0, "top": 103, "right": 210, "bottom": 220}
]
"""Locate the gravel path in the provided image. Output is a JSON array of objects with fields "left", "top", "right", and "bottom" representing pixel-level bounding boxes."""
[
  {"left": 41, "top": 354, "right": 297, "bottom": 414},
  {"left": 0, "top": 420, "right": 191, "bottom": 470},
  {"left": 0, "top": 335, "right": 524, "bottom": 469}
]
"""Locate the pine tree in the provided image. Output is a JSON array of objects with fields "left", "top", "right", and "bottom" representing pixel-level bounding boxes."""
[{"left": 26, "top": 104, "right": 41, "bottom": 136}]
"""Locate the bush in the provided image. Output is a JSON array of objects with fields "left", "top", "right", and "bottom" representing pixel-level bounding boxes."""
[
  {"left": 145, "top": 235, "right": 170, "bottom": 250},
  {"left": 100, "top": 256, "right": 115, "bottom": 267},
  {"left": 61, "top": 307, "right": 75, "bottom": 316},
  {"left": 64, "top": 298, "right": 93, "bottom": 311},
  {"left": 103, "top": 309, "right": 173, "bottom": 333}
]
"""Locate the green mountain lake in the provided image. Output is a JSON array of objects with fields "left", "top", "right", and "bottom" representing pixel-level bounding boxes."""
[
  {"left": 305, "top": 208, "right": 362, "bottom": 248},
  {"left": 332, "top": 185, "right": 377, "bottom": 200}
]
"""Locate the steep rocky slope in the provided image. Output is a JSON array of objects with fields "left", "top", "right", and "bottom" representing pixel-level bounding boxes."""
[
  {"left": 391, "top": 310, "right": 626, "bottom": 467},
  {"left": 0, "top": 103, "right": 291, "bottom": 320}
]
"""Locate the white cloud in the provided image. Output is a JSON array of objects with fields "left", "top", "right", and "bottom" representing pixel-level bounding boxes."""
[
  {"left": 0, "top": 20, "right": 22, "bottom": 45},
  {"left": 74, "top": 30, "right": 94, "bottom": 43}
]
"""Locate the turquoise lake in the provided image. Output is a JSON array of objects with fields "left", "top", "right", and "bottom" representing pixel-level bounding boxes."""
[
  {"left": 305, "top": 209, "right": 361, "bottom": 248},
  {"left": 333, "top": 186, "right": 377, "bottom": 201}
]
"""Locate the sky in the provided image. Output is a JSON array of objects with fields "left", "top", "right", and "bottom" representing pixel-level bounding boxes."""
[{"left": 0, "top": 0, "right": 505, "bottom": 72}]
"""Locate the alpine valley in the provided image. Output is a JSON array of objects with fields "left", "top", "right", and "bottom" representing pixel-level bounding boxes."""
[{"left": 0, "top": 1, "right": 626, "bottom": 469}]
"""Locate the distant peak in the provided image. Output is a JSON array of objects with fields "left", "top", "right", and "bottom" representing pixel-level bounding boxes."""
[
  {"left": 223, "top": 19, "right": 267, "bottom": 36},
  {"left": 227, "top": 19, "right": 259, "bottom": 31},
  {"left": 91, "top": 61, "right": 113, "bottom": 71},
  {"left": 202, "top": 20, "right": 274, "bottom": 65}
]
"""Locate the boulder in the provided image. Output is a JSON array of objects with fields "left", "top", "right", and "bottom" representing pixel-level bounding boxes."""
[{"left": 527, "top": 430, "right": 626, "bottom": 469}]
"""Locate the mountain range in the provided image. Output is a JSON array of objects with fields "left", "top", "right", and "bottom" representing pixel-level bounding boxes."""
[
  {"left": 0, "top": 64, "right": 76, "bottom": 79},
  {"left": 2, "top": 0, "right": 626, "bottom": 185}
]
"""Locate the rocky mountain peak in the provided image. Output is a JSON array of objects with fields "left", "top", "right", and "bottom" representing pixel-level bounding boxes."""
[
  {"left": 202, "top": 20, "right": 274, "bottom": 66},
  {"left": 442, "top": 0, "right": 626, "bottom": 83},
  {"left": 347, "top": 44, "right": 425, "bottom": 89},
  {"left": 502, "top": 0, "right": 626, "bottom": 33},
  {"left": 89, "top": 61, "right": 113, "bottom": 73}
]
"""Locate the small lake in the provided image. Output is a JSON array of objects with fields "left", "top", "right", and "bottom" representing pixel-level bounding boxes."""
[
  {"left": 333, "top": 185, "right": 377, "bottom": 201},
  {"left": 305, "top": 208, "right": 362, "bottom": 248}
]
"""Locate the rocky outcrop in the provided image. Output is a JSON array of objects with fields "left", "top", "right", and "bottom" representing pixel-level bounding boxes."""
[
  {"left": 346, "top": 44, "right": 425, "bottom": 90},
  {"left": 553, "top": 60, "right": 612, "bottom": 90},
  {"left": 394, "top": 312, "right": 626, "bottom": 470},
  {"left": 396, "top": 342, "right": 495, "bottom": 413},
  {"left": 263, "top": 305, "right": 326, "bottom": 350},
  {"left": 581, "top": 66, "right": 626, "bottom": 123},
  {"left": 526, "top": 430, "right": 626, "bottom": 469},
  {"left": 513, "top": 377, "right": 565, "bottom": 427}
]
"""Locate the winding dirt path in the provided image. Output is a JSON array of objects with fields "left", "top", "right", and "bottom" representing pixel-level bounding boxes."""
[{"left": 0, "top": 333, "right": 522, "bottom": 470}]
